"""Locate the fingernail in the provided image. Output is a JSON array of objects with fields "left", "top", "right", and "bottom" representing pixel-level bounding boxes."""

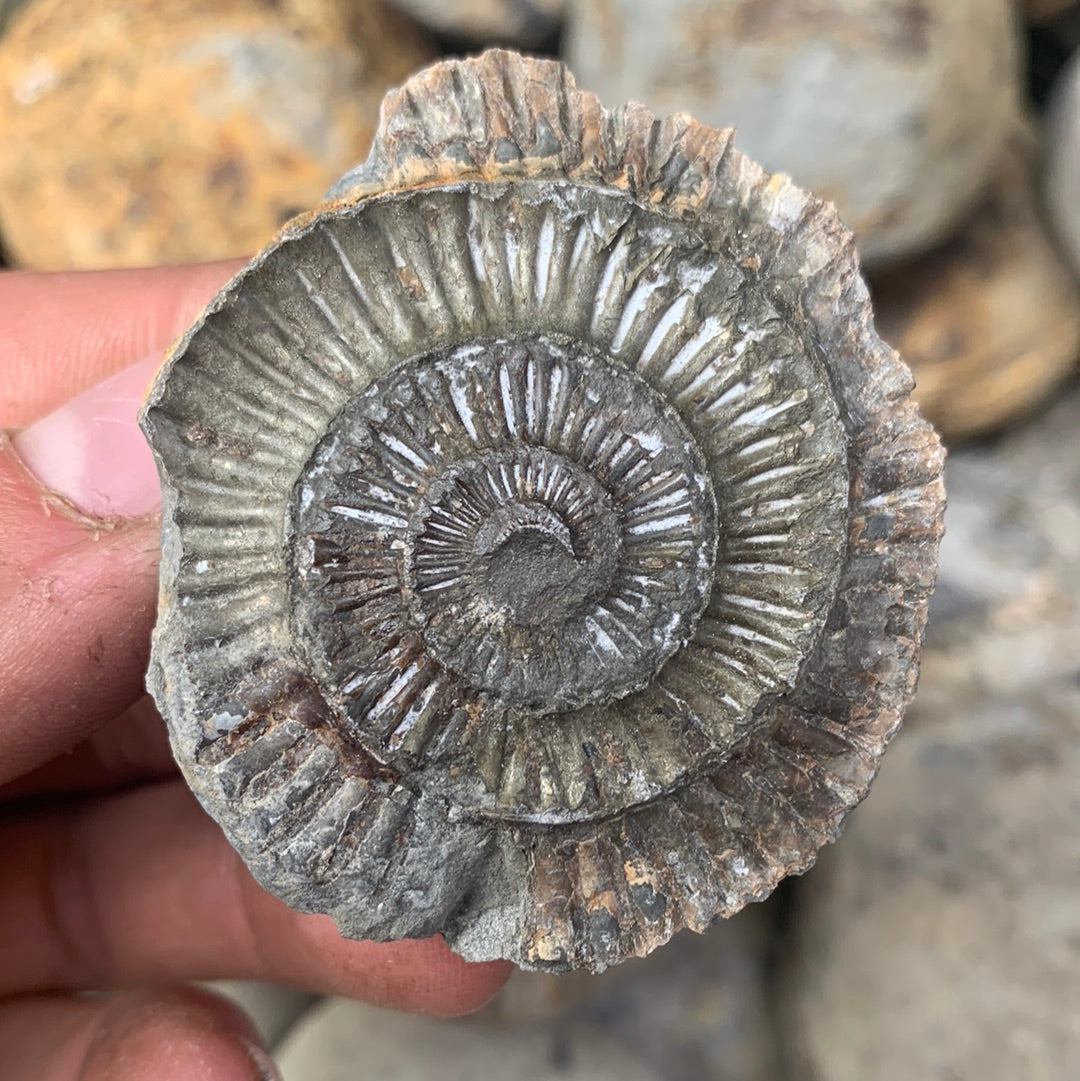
[
  {"left": 12, "top": 353, "right": 162, "bottom": 519},
  {"left": 240, "top": 1037, "right": 284, "bottom": 1081}
]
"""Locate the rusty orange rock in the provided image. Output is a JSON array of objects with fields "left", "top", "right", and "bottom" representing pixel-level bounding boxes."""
[
  {"left": 0, "top": 0, "right": 435, "bottom": 269},
  {"left": 872, "top": 126, "right": 1080, "bottom": 442}
]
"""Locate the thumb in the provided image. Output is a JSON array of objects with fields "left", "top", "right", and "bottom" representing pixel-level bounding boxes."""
[
  {"left": 12, "top": 353, "right": 163, "bottom": 520},
  {"left": 0, "top": 355, "right": 164, "bottom": 786}
]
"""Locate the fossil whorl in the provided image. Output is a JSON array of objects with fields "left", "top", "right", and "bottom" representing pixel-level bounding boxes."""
[{"left": 142, "top": 50, "right": 945, "bottom": 972}]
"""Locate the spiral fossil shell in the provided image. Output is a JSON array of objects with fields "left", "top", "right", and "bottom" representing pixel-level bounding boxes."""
[{"left": 143, "top": 50, "right": 945, "bottom": 971}]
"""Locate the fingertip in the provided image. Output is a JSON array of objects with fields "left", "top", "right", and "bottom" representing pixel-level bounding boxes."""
[
  {"left": 422, "top": 954, "right": 516, "bottom": 1018},
  {"left": 0, "top": 511, "right": 159, "bottom": 784},
  {"left": 11, "top": 353, "right": 164, "bottom": 520},
  {"left": 79, "top": 987, "right": 279, "bottom": 1081},
  {"left": 343, "top": 934, "right": 514, "bottom": 1018}
]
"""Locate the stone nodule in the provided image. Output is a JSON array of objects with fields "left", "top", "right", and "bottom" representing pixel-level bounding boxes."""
[{"left": 142, "top": 49, "right": 945, "bottom": 972}]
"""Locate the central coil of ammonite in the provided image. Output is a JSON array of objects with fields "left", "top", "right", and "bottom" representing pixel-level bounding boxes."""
[{"left": 290, "top": 336, "right": 718, "bottom": 718}]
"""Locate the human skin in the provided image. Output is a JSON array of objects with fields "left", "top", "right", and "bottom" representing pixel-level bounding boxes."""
[{"left": 0, "top": 261, "right": 511, "bottom": 1081}]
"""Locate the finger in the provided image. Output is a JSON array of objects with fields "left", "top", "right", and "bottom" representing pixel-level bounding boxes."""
[
  {"left": 0, "top": 987, "right": 278, "bottom": 1081},
  {"left": 80, "top": 987, "right": 277, "bottom": 1081},
  {"left": 12, "top": 353, "right": 164, "bottom": 520},
  {"left": 0, "top": 265, "right": 239, "bottom": 784},
  {"left": 0, "top": 470, "right": 159, "bottom": 785},
  {"left": 0, "top": 260, "right": 244, "bottom": 428},
  {"left": 3, "top": 780, "right": 512, "bottom": 1015},
  {"left": 2, "top": 697, "right": 176, "bottom": 802},
  {"left": 0, "top": 355, "right": 173, "bottom": 784}
]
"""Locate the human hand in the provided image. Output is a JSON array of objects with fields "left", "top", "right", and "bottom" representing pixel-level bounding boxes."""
[{"left": 0, "top": 263, "right": 512, "bottom": 1081}]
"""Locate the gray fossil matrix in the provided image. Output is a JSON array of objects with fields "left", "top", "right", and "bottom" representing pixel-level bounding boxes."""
[{"left": 142, "top": 50, "right": 945, "bottom": 972}]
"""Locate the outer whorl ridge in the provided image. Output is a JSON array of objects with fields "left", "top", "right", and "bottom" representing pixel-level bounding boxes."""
[{"left": 142, "top": 50, "right": 945, "bottom": 971}]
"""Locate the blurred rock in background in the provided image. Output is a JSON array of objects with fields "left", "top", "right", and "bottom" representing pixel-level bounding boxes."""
[
  {"left": 780, "top": 692, "right": 1080, "bottom": 1080},
  {"left": 275, "top": 995, "right": 666, "bottom": 1081},
  {"left": 0, "top": 0, "right": 29, "bottom": 34},
  {"left": 910, "top": 393, "right": 1080, "bottom": 724},
  {"left": 477, "top": 968, "right": 597, "bottom": 1028},
  {"left": 206, "top": 981, "right": 318, "bottom": 1048},
  {"left": 1026, "top": 3, "right": 1080, "bottom": 103},
  {"left": 581, "top": 912, "right": 779, "bottom": 1081},
  {"left": 778, "top": 386, "right": 1080, "bottom": 1081},
  {"left": 564, "top": 0, "right": 1021, "bottom": 268},
  {"left": 1023, "top": 0, "right": 1079, "bottom": 23},
  {"left": 0, "top": 0, "right": 434, "bottom": 269},
  {"left": 871, "top": 123, "right": 1080, "bottom": 440},
  {"left": 270, "top": 912, "right": 778, "bottom": 1081},
  {"left": 1045, "top": 50, "right": 1080, "bottom": 275},
  {"left": 387, "top": 0, "right": 563, "bottom": 48}
]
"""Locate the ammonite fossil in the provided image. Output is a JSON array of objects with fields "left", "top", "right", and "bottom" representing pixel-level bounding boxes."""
[{"left": 143, "top": 50, "right": 945, "bottom": 971}]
